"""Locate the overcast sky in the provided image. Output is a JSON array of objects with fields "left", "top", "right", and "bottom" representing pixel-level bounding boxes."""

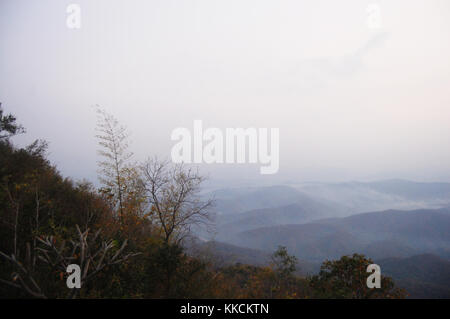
[{"left": 1, "top": 0, "right": 450, "bottom": 186}]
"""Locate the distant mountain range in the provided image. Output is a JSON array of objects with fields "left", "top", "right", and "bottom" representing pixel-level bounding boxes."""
[
  {"left": 295, "top": 179, "right": 450, "bottom": 214},
  {"left": 199, "top": 184, "right": 345, "bottom": 240},
  {"left": 208, "top": 180, "right": 450, "bottom": 214},
  {"left": 227, "top": 208, "right": 450, "bottom": 261},
  {"left": 208, "top": 185, "right": 330, "bottom": 215},
  {"left": 196, "top": 180, "right": 450, "bottom": 298},
  {"left": 214, "top": 200, "right": 343, "bottom": 241}
]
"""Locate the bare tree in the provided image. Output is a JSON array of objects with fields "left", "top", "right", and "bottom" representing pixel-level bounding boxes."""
[
  {"left": 95, "top": 107, "right": 133, "bottom": 222},
  {"left": 140, "top": 158, "right": 213, "bottom": 244},
  {"left": 0, "top": 225, "right": 138, "bottom": 299}
]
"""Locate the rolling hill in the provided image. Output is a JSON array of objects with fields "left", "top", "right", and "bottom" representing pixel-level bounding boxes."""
[
  {"left": 207, "top": 185, "right": 347, "bottom": 216},
  {"left": 214, "top": 200, "right": 340, "bottom": 241},
  {"left": 226, "top": 208, "right": 450, "bottom": 262},
  {"left": 378, "top": 254, "right": 450, "bottom": 298}
]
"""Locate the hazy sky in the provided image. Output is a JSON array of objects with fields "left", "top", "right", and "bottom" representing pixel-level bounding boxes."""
[{"left": 1, "top": 0, "right": 450, "bottom": 185}]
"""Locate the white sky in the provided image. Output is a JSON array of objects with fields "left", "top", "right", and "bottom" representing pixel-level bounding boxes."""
[{"left": 1, "top": 0, "right": 450, "bottom": 185}]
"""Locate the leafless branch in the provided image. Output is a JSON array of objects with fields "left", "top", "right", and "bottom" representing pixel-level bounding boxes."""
[{"left": 141, "top": 158, "right": 214, "bottom": 244}]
